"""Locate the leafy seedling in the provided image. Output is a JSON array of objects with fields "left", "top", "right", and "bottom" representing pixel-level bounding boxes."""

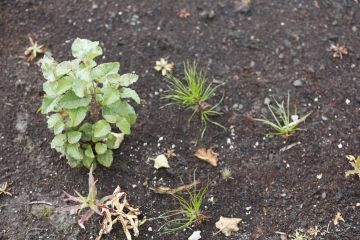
[
  {"left": 255, "top": 93, "right": 311, "bottom": 138},
  {"left": 25, "top": 36, "right": 45, "bottom": 62},
  {"left": 39, "top": 38, "right": 140, "bottom": 168},
  {"left": 345, "top": 155, "right": 360, "bottom": 178},
  {"left": 159, "top": 178, "right": 207, "bottom": 232},
  {"left": 163, "top": 62, "right": 225, "bottom": 138},
  {"left": 221, "top": 167, "right": 233, "bottom": 181}
]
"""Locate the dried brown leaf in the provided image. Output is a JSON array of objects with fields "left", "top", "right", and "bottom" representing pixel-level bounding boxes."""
[{"left": 195, "top": 148, "right": 219, "bottom": 167}]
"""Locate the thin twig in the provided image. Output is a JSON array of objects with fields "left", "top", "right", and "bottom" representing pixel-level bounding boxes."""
[{"left": 29, "top": 201, "right": 54, "bottom": 206}]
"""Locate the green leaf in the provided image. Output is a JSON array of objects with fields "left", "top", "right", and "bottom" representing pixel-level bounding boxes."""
[
  {"left": 55, "top": 61, "right": 73, "bottom": 77},
  {"left": 53, "top": 121, "right": 65, "bottom": 134},
  {"left": 67, "top": 156, "right": 82, "bottom": 168},
  {"left": 84, "top": 145, "right": 95, "bottom": 158},
  {"left": 71, "top": 38, "right": 103, "bottom": 60},
  {"left": 67, "top": 131, "right": 82, "bottom": 144},
  {"left": 43, "top": 81, "right": 57, "bottom": 96},
  {"left": 50, "top": 134, "right": 66, "bottom": 148},
  {"left": 116, "top": 117, "right": 131, "bottom": 135},
  {"left": 82, "top": 156, "right": 95, "bottom": 169},
  {"left": 76, "top": 66, "right": 92, "bottom": 82},
  {"left": 66, "top": 143, "right": 83, "bottom": 160},
  {"left": 95, "top": 142, "right": 107, "bottom": 154},
  {"left": 102, "top": 100, "right": 136, "bottom": 124},
  {"left": 55, "top": 76, "right": 73, "bottom": 95},
  {"left": 120, "top": 88, "right": 140, "bottom": 104},
  {"left": 41, "top": 96, "right": 61, "bottom": 114},
  {"left": 80, "top": 123, "right": 93, "bottom": 141},
  {"left": 68, "top": 107, "right": 88, "bottom": 127},
  {"left": 40, "top": 54, "right": 57, "bottom": 82},
  {"left": 72, "top": 79, "right": 88, "bottom": 98},
  {"left": 58, "top": 91, "right": 91, "bottom": 109},
  {"left": 102, "top": 86, "right": 120, "bottom": 105},
  {"left": 91, "top": 62, "right": 120, "bottom": 82},
  {"left": 97, "top": 150, "right": 113, "bottom": 167},
  {"left": 93, "top": 120, "right": 111, "bottom": 138},
  {"left": 47, "top": 113, "right": 63, "bottom": 128},
  {"left": 118, "top": 73, "right": 138, "bottom": 86}
]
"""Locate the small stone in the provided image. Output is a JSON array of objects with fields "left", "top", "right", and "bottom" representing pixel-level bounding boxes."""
[
  {"left": 293, "top": 79, "right": 304, "bottom": 87},
  {"left": 345, "top": 99, "right": 350, "bottom": 105},
  {"left": 199, "top": 10, "right": 216, "bottom": 20},
  {"left": 321, "top": 192, "right": 326, "bottom": 199}
]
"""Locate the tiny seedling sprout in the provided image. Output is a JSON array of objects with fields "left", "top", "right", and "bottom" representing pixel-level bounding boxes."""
[{"left": 255, "top": 93, "right": 311, "bottom": 138}]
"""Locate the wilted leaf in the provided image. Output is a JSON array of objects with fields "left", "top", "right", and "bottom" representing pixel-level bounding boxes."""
[
  {"left": 153, "top": 154, "right": 170, "bottom": 169},
  {"left": 195, "top": 148, "right": 219, "bottom": 167},
  {"left": 215, "top": 216, "right": 242, "bottom": 236}
]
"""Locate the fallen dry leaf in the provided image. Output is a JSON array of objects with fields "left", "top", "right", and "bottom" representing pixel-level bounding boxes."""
[
  {"left": 215, "top": 216, "right": 242, "bottom": 236},
  {"left": 333, "top": 212, "right": 345, "bottom": 225},
  {"left": 153, "top": 154, "right": 170, "bottom": 169},
  {"left": 150, "top": 180, "right": 200, "bottom": 194},
  {"left": 195, "top": 148, "right": 219, "bottom": 167}
]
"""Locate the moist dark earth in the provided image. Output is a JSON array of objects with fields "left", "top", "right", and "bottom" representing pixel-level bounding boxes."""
[{"left": 1, "top": 0, "right": 360, "bottom": 239}]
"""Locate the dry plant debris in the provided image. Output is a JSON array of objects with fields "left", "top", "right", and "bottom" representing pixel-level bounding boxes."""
[
  {"left": 333, "top": 212, "right": 345, "bottom": 225},
  {"left": 153, "top": 154, "right": 170, "bottom": 169},
  {"left": 178, "top": 8, "right": 191, "bottom": 19},
  {"left": 164, "top": 149, "right": 176, "bottom": 158},
  {"left": 96, "top": 186, "right": 144, "bottom": 240},
  {"left": 154, "top": 58, "right": 174, "bottom": 76},
  {"left": 329, "top": 43, "right": 348, "bottom": 59},
  {"left": 150, "top": 180, "right": 200, "bottom": 194},
  {"left": 24, "top": 36, "right": 45, "bottom": 62},
  {"left": 345, "top": 155, "right": 360, "bottom": 178},
  {"left": 290, "top": 229, "right": 309, "bottom": 240},
  {"left": 0, "top": 182, "right": 12, "bottom": 196},
  {"left": 195, "top": 148, "right": 219, "bottom": 167},
  {"left": 215, "top": 216, "right": 242, "bottom": 236},
  {"left": 307, "top": 225, "right": 320, "bottom": 237}
]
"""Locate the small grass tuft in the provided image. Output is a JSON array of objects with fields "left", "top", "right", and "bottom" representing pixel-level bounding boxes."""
[
  {"left": 255, "top": 93, "right": 311, "bottom": 138},
  {"left": 163, "top": 62, "right": 225, "bottom": 138},
  {"left": 159, "top": 178, "right": 207, "bottom": 232}
]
